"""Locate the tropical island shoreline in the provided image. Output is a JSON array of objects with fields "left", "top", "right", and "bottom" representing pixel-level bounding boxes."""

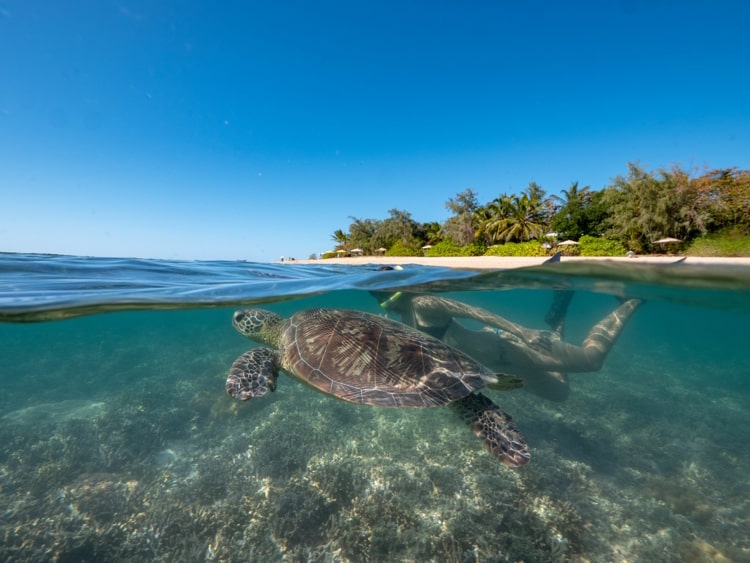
[{"left": 282, "top": 255, "right": 750, "bottom": 270}]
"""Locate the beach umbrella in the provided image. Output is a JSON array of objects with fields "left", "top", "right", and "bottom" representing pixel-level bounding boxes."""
[
  {"left": 421, "top": 244, "right": 432, "bottom": 249},
  {"left": 375, "top": 247, "right": 387, "bottom": 254},
  {"left": 653, "top": 237, "right": 683, "bottom": 253},
  {"left": 556, "top": 240, "right": 579, "bottom": 246},
  {"left": 335, "top": 249, "right": 346, "bottom": 255}
]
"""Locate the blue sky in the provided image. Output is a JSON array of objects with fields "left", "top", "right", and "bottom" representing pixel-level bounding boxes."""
[{"left": 2, "top": 1, "right": 749, "bottom": 261}]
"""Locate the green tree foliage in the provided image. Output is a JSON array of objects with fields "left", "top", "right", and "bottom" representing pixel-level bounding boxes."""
[
  {"left": 443, "top": 189, "right": 479, "bottom": 245},
  {"left": 550, "top": 182, "right": 603, "bottom": 240},
  {"left": 693, "top": 168, "right": 750, "bottom": 233},
  {"left": 525, "top": 181, "right": 555, "bottom": 227},
  {"left": 373, "top": 209, "right": 421, "bottom": 250},
  {"left": 600, "top": 163, "right": 709, "bottom": 252},
  {"left": 583, "top": 190, "right": 611, "bottom": 237},
  {"left": 329, "top": 163, "right": 748, "bottom": 257},
  {"left": 347, "top": 217, "right": 379, "bottom": 253},
  {"left": 344, "top": 209, "right": 425, "bottom": 254}
]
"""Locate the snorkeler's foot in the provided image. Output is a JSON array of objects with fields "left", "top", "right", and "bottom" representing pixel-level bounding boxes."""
[{"left": 449, "top": 393, "right": 530, "bottom": 467}]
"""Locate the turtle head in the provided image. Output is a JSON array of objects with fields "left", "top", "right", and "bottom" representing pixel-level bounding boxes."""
[{"left": 233, "top": 308, "right": 284, "bottom": 347}]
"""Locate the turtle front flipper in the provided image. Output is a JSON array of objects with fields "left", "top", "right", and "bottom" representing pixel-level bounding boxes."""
[
  {"left": 449, "top": 393, "right": 530, "bottom": 467},
  {"left": 226, "top": 348, "right": 279, "bottom": 401},
  {"left": 486, "top": 373, "right": 524, "bottom": 391}
]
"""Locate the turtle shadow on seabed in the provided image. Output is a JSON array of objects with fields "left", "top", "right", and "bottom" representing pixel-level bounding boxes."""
[{"left": 522, "top": 418, "right": 623, "bottom": 475}]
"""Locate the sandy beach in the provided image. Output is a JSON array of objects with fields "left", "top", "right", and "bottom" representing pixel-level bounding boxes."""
[{"left": 284, "top": 255, "right": 750, "bottom": 269}]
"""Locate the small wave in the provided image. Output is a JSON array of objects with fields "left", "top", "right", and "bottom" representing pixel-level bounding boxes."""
[{"left": 2, "top": 252, "right": 750, "bottom": 321}]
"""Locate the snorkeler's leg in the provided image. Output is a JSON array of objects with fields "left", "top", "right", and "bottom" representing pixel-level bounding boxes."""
[
  {"left": 581, "top": 298, "right": 643, "bottom": 370},
  {"left": 544, "top": 290, "right": 574, "bottom": 336},
  {"left": 540, "top": 253, "right": 574, "bottom": 336}
]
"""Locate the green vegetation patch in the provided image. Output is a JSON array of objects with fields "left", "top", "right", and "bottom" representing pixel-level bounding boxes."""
[
  {"left": 578, "top": 236, "right": 628, "bottom": 256},
  {"left": 385, "top": 240, "right": 422, "bottom": 257},
  {"left": 686, "top": 230, "right": 750, "bottom": 257},
  {"left": 484, "top": 241, "right": 548, "bottom": 257},
  {"left": 328, "top": 165, "right": 750, "bottom": 258},
  {"left": 426, "top": 239, "right": 485, "bottom": 257}
]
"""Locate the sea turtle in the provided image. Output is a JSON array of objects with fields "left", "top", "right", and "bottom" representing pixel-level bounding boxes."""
[{"left": 226, "top": 307, "right": 530, "bottom": 467}]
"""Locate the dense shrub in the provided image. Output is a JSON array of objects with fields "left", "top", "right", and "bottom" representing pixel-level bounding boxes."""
[
  {"left": 426, "top": 239, "right": 485, "bottom": 257},
  {"left": 578, "top": 235, "right": 627, "bottom": 256},
  {"left": 385, "top": 240, "right": 421, "bottom": 257},
  {"left": 484, "top": 241, "right": 548, "bottom": 257},
  {"left": 686, "top": 230, "right": 750, "bottom": 257}
]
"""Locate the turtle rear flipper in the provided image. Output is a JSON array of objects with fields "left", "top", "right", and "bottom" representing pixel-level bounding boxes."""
[
  {"left": 449, "top": 393, "right": 530, "bottom": 467},
  {"left": 226, "top": 348, "right": 279, "bottom": 400}
]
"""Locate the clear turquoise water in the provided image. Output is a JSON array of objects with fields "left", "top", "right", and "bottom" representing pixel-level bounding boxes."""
[{"left": 1, "top": 253, "right": 749, "bottom": 562}]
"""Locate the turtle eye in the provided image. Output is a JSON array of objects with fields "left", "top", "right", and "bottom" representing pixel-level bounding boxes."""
[{"left": 233, "top": 311, "right": 252, "bottom": 333}]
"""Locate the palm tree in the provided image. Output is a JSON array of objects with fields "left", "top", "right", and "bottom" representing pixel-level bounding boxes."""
[
  {"left": 475, "top": 194, "right": 514, "bottom": 245},
  {"left": 476, "top": 186, "right": 547, "bottom": 244},
  {"left": 330, "top": 229, "right": 349, "bottom": 250},
  {"left": 419, "top": 221, "right": 443, "bottom": 246},
  {"left": 553, "top": 181, "right": 591, "bottom": 209},
  {"left": 499, "top": 192, "right": 546, "bottom": 242}
]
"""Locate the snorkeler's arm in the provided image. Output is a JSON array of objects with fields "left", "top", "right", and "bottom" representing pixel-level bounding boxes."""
[{"left": 410, "top": 295, "right": 529, "bottom": 339}]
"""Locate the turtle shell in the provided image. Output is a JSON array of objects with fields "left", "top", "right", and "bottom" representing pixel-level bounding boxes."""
[{"left": 278, "top": 308, "right": 492, "bottom": 407}]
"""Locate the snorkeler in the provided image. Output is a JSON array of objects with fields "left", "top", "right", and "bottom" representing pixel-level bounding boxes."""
[{"left": 372, "top": 288, "right": 642, "bottom": 402}]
